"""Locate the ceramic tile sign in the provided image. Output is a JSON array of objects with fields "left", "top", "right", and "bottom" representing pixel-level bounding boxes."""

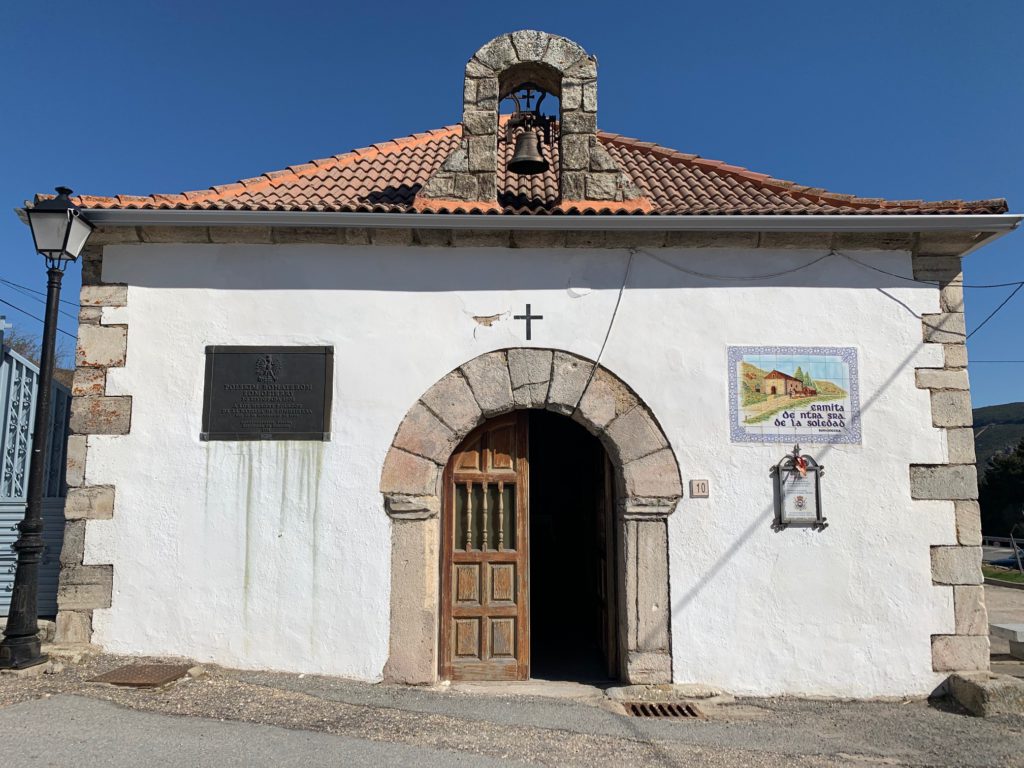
[{"left": 728, "top": 346, "right": 861, "bottom": 444}]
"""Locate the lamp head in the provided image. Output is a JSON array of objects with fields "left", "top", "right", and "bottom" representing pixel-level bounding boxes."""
[{"left": 26, "top": 186, "right": 93, "bottom": 264}]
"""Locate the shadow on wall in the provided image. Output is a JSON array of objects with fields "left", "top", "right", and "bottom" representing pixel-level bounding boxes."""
[
  {"left": 103, "top": 246, "right": 925, "bottom": 293},
  {"left": 660, "top": 339, "right": 930, "bottom": 653}
]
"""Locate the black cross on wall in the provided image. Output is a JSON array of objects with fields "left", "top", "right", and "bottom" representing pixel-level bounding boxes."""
[{"left": 514, "top": 304, "right": 543, "bottom": 341}]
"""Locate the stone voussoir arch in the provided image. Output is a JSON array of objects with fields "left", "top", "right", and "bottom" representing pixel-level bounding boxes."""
[
  {"left": 380, "top": 348, "right": 681, "bottom": 686},
  {"left": 380, "top": 348, "right": 682, "bottom": 519}
]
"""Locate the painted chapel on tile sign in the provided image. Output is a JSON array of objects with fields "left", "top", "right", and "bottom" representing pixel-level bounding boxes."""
[{"left": 41, "top": 31, "right": 1019, "bottom": 696}]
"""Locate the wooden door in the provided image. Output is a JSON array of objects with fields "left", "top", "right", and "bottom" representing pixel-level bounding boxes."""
[{"left": 441, "top": 413, "right": 529, "bottom": 681}]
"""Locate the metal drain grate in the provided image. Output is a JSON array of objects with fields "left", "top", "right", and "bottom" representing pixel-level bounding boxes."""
[
  {"left": 88, "top": 663, "right": 192, "bottom": 688},
  {"left": 623, "top": 701, "right": 704, "bottom": 719}
]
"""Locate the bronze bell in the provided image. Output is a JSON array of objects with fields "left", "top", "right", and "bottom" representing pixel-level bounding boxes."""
[{"left": 507, "top": 130, "right": 548, "bottom": 176}]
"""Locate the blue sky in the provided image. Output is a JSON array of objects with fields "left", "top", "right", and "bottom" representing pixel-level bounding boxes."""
[{"left": 1, "top": 2, "right": 1021, "bottom": 406}]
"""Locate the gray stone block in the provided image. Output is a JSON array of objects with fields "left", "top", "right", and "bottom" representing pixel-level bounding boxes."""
[
  {"left": 65, "top": 435, "right": 87, "bottom": 487},
  {"left": 604, "top": 407, "right": 668, "bottom": 464},
  {"left": 79, "top": 285, "right": 127, "bottom": 308},
  {"left": 560, "top": 134, "right": 589, "bottom": 170},
  {"left": 922, "top": 313, "right": 966, "bottom": 344},
  {"left": 953, "top": 585, "right": 987, "bottom": 635},
  {"left": 58, "top": 565, "right": 113, "bottom": 611},
  {"left": 55, "top": 610, "right": 92, "bottom": 645},
  {"left": 946, "top": 428, "right": 976, "bottom": 464},
  {"left": 383, "top": 517, "right": 439, "bottom": 685},
  {"left": 941, "top": 284, "right": 965, "bottom": 313},
  {"left": 512, "top": 382, "right": 549, "bottom": 409},
  {"left": 368, "top": 229, "right": 414, "bottom": 246},
  {"left": 931, "top": 390, "right": 973, "bottom": 428},
  {"left": 949, "top": 672, "right": 1024, "bottom": 716},
  {"left": 624, "top": 651, "right": 672, "bottom": 685},
  {"left": 392, "top": 403, "right": 458, "bottom": 465},
  {"left": 943, "top": 344, "right": 968, "bottom": 368},
  {"left": 915, "top": 368, "right": 969, "bottom": 390},
  {"left": 509, "top": 29, "right": 548, "bottom": 61},
  {"left": 70, "top": 396, "right": 132, "bottom": 435},
  {"left": 546, "top": 352, "right": 592, "bottom": 415},
  {"left": 380, "top": 448, "right": 442, "bottom": 498},
  {"left": 71, "top": 367, "right": 105, "bottom": 397},
  {"left": 474, "top": 34, "right": 517, "bottom": 71},
  {"left": 76, "top": 325, "right": 127, "bottom": 368},
  {"left": 208, "top": 226, "right": 274, "bottom": 243},
  {"left": 910, "top": 464, "right": 978, "bottom": 500},
  {"left": 270, "top": 227, "right": 340, "bottom": 244},
  {"left": 622, "top": 448, "right": 683, "bottom": 500},
  {"left": 575, "top": 368, "right": 637, "bottom": 432},
  {"left": 931, "top": 634, "right": 989, "bottom": 672},
  {"left": 59, "top": 520, "right": 86, "bottom": 566},
  {"left": 541, "top": 35, "right": 586, "bottom": 71},
  {"left": 511, "top": 230, "right": 567, "bottom": 248},
  {"left": 954, "top": 500, "right": 983, "bottom": 546},
  {"left": 139, "top": 226, "right": 211, "bottom": 243},
  {"left": 507, "top": 348, "right": 552, "bottom": 389},
  {"left": 419, "top": 371, "right": 482, "bottom": 436},
  {"left": 460, "top": 351, "right": 513, "bottom": 417},
  {"left": 64, "top": 486, "right": 115, "bottom": 520},
  {"left": 931, "top": 546, "right": 983, "bottom": 585}
]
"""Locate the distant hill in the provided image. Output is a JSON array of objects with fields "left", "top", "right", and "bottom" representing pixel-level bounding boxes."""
[{"left": 975, "top": 402, "right": 1024, "bottom": 471}]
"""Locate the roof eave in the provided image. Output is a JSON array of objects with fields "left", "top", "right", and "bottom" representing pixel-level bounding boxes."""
[{"left": 17, "top": 208, "right": 1021, "bottom": 233}]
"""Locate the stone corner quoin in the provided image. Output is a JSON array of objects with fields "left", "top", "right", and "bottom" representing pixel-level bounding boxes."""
[
  {"left": 910, "top": 253, "right": 988, "bottom": 676},
  {"left": 56, "top": 244, "right": 127, "bottom": 646}
]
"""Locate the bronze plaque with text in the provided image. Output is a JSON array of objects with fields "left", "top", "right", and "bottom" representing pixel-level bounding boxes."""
[{"left": 201, "top": 346, "right": 333, "bottom": 441}]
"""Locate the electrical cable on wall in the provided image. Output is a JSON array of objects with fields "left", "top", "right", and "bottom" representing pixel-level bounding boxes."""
[{"left": 571, "top": 247, "right": 634, "bottom": 413}]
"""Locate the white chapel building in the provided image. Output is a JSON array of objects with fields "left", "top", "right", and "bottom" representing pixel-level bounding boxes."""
[{"left": 45, "top": 31, "right": 1019, "bottom": 697}]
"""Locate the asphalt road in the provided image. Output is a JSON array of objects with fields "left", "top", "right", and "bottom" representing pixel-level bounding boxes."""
[{"left": 0, "top": 695, "right": 515, "bottom": 768}]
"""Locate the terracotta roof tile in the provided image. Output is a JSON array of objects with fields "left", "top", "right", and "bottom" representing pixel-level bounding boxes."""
[{"left": 61, "top": 124, "right": 1008, "bottom": 216}]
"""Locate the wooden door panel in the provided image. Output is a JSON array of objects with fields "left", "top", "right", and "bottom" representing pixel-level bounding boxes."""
[
  {"left": 441, "top": 412, "right": 529, "bottom": 681},
  {"left": 490, "top": 618, "right": 516, "bottom": 658},
  {"left": 490, "top": 563, "right": 516, "bottom": 603},
  {"left": 488, "top": 424, "right": 516, "bottom": 471},
  {"left": 454, "top": 564, "right": 481, "bottom": 605},
  {"left": 454, "top": 619, "right": 481, "bottom": 659}
]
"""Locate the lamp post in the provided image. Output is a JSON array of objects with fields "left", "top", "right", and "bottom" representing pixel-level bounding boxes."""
[{"left": 0, "top": 187, "right": 92, "bottom": 669}]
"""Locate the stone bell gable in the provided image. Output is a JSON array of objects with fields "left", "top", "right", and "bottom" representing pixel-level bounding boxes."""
[{"left": 417, "top": 30, "right": 644, "bottom": 206}]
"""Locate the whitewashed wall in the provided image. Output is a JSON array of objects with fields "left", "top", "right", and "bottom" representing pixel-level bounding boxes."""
[{"left": 82, "top": 242, "right": 952, "bottom": 696}]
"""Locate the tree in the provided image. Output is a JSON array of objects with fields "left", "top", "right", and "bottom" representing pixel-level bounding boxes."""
[
  {"left": 1, "top": 325, "right": 74, "bottom": 387},
  {"left": 980, "top": 437, "right": 1024, "bottom": 536}
]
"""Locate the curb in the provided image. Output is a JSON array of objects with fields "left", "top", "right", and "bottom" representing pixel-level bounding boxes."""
[{"left": 984, "top": 577, "right": 1024, "bottom": 591}]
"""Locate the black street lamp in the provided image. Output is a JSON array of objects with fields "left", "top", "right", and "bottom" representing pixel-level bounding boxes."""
[{"left": 0, "top": 187, "right": 92, "bottom": 669}]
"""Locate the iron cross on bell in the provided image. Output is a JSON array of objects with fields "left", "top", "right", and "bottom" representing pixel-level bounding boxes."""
[{"left": 505, "top": 84, "right": 554, "bottom": 176}]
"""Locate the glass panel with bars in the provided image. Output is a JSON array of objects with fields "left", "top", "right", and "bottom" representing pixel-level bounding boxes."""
[{"left": 453, "top": 481, "right": 515, "bottom": 551}]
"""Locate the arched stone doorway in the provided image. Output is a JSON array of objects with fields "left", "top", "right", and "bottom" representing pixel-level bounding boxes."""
[{"left": 380, "top": 349, "right": 682, "bottom": 684}]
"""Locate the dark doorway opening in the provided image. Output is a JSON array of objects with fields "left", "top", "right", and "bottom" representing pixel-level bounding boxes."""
[{"left": 528, "top": 410, "right": 617, "bottom": 682}]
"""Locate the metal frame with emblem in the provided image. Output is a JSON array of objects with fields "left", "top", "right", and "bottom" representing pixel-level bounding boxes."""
[{"left": 771, "top": 444, "right": 826, "bottom": 529}]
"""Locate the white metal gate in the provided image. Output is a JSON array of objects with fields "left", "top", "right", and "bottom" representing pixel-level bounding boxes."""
[{"left": 0, "top": 345, "right": 71, "bottom": 617}]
